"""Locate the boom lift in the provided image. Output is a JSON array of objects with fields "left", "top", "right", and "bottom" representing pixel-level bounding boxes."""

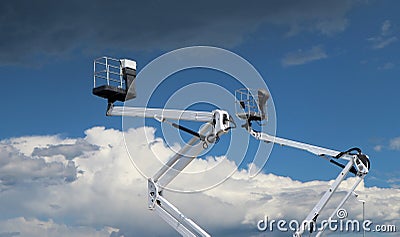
[
  {"left": 93, "top": 57, "right": 235, "bottom": 236},
  {"left": 235, "top": 88, "right": 370, "bottom": 237},
  {"left": 92, "top": 56, "right": 370, "bottom": 237}
]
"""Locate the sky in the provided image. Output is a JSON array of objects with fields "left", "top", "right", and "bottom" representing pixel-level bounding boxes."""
[{"left": 0, "top": 0, "right": 399, "bottom": 236}]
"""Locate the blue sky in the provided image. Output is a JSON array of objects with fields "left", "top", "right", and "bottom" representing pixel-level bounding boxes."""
[{"left": 0, "top": 1, "right": 399, "bottom": 236}]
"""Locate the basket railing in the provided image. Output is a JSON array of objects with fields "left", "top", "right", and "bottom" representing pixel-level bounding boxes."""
[
  {"left": 93, "top": 57, "right": 124, "bottom": 89},
  {"left": 235, "top": 88, "right": 268, "bottom": 123}
]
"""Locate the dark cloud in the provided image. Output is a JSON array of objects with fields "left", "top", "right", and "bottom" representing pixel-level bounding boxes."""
[
  {"left": 0, "top": 143, "right": 78, "bottom": 188},
  {"left": 0, "top": 0, "right": 360, "bottom": 65},
  {"left": 32, "top": 139, "right": 99, "bottom": 160}
]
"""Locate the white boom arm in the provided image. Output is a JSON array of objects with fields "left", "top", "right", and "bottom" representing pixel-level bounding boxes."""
[
  {"left": 148, "top": 123, "right": 216, "bottom": 237},
  {"left": 315, "top": 175, "right": 364, "bottom": 237},
  {"left": 93, "top": 57, "right": 234, "bottom": 236},
  {"left": 247, "top": 129, "right": 353, "bottom": 160},
  {"left": 108, "top": 104, "right": 233, "bottom": 237},
  {"left": 246, "top": 126, "right": 369, "bottom": 237},
  {"left": 108, "top": 105, "right": 213, "bottom": 122}
]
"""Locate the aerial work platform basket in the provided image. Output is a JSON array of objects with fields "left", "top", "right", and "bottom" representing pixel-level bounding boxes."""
[
  {"left": 235, "top": 88, "right": 269, "bottom": 123},
  {"left": 92, "top": 57, "right": 137, "bottom": 103}
]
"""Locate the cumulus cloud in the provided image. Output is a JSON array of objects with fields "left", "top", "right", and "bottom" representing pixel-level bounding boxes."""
[
  {"left": 0, "top": 0, "right": 360, "bottom": 65},
  {"left": 0, "top": 126, "right": 398, "bottom": 236},
  {"left": 281, "top": 45, "right": 327, "bottom": 66}
]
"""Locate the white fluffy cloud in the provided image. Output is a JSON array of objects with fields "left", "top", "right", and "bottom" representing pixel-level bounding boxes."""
[{"left": 0, "top": 126, "right": 398, "bottom": 237}]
